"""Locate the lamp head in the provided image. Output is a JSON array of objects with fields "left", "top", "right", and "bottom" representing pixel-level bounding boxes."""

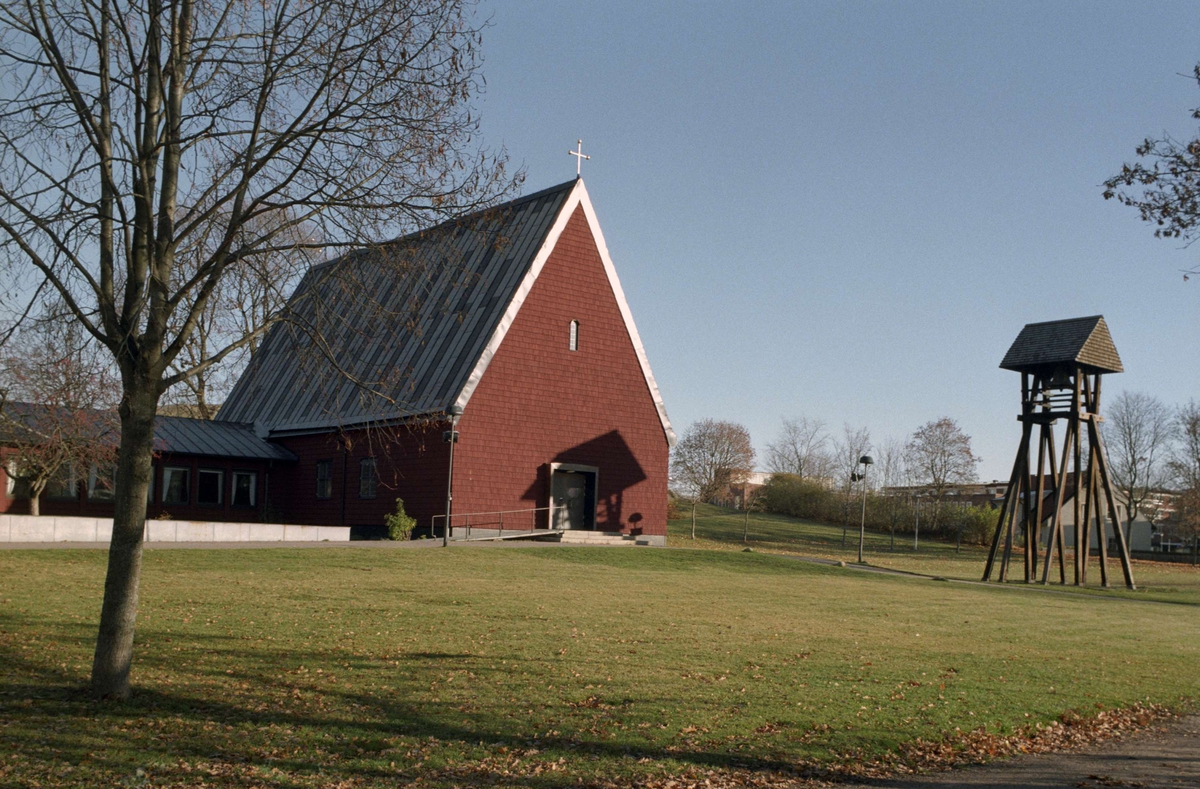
[
  {"left": 859, "top": 455, "right": 874, "bottom": 466},
  {"left": 446, "top": 404, "right": 463, "bottom": 417}
]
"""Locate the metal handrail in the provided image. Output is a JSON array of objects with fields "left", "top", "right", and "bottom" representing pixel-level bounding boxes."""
[{"left": 431, "top": 505, "right": 555, "bottom": 540}]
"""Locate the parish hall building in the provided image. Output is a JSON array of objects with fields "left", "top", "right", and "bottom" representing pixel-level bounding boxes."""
[{"left": 1, "top": 179, "right": 676, "bottom": 544}]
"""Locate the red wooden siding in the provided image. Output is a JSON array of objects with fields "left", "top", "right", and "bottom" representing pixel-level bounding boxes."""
[
  {"left": 270, "top": 425, "right": 449, "bottom": 530},
  {"left": 452, "top": 205, "right": 669, "bottom": 535}
]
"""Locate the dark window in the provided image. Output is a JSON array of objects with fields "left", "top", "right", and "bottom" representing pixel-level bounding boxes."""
[
  {"left": 359, "top": 457, "right": 377, "bottom": 499},
  {"left": 197, "top": 469, "right": 223, "bottom": 505},
  {"left": 232, "top": 471, "right": 257, "bottom": 507},
  {"left": 316, "top": 460, "right": 333, "bottom": 500},
  {"left": 569, "top": 320, "right": 579, "bottom": 351},
  {"left": 162, "top": 467, "right": 190, "bottom": 504},
  {"left": 88, "top": 464, "right": 116, "bottom": 501},
  {"left": 46, "top": 465, "right": 78, "bottom": 500}
]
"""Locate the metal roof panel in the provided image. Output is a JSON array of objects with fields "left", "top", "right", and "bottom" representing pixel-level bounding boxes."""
[{"left": 218, "top": 180, "right": 577, "bottom": 429}]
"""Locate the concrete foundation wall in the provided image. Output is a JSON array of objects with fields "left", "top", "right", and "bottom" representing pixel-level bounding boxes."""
[{"left": 0, "top": 514, "right": 350, "bottom": 543}]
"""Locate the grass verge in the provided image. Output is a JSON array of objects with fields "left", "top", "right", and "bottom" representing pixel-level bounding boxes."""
[
  {"left": 669, "top": 502, "right": 1200, "bottom": 606},
  {"left": 0, "top": 545, "right": 1197, "bottom": 787}
]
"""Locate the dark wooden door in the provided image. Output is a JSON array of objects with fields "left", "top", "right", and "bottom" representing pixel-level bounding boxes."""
[{"left": 552, "top": 471, "right": 587, "bottom": 530}]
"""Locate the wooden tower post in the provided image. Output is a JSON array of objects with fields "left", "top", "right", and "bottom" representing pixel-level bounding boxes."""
[{"left": 982, "top": 316, "right": 1136, "bottom": 590}]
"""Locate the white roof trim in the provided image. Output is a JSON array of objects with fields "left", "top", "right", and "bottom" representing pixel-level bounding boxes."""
[{"left": 453, "top": 179, "right": 676, "bottom": 446}]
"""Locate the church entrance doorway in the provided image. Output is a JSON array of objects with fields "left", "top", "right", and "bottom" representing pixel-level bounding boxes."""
[{"left": 549, "top": 463, "right": 598, "bottom": 531}]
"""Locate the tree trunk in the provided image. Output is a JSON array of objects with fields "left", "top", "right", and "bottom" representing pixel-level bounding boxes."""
[
  {"left": 29, "top": 492, "right": 39, "bottom": 517},
  {"left": 91, "top": 389, "right": 158, "bottom": 699},
  {"left": 691, "top": 501, "right": 697, "bottom": 540}
]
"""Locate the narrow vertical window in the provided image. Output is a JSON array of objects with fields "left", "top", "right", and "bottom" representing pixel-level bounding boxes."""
[
  {"left": 569, "top": 320, "right": 579, "bottom": 351},
  {"left": 315, "top": 460, "right": 333, "bottom": 500},
  {"left": 359, "top": 457, "right": 378, "bottom": 499}
]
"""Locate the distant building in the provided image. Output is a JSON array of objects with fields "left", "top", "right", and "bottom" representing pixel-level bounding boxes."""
[
  {"left": 883, "top": 480, "right": 1008, "bottom": 509},
  {"left": 719, "top": 470, "right": 772, "bottom": 510},
  {"left": 883, "top": 478, "right": 1180, "bottom": 554}
]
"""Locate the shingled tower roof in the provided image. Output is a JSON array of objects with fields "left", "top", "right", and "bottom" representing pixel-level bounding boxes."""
[{"left": 999, "top": 315, "right": 1123, "bottom": 375}]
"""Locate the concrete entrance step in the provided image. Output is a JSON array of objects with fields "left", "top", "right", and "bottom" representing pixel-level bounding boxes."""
[{"left": 553, "top": 530, "right": 654, "bottom": 546}]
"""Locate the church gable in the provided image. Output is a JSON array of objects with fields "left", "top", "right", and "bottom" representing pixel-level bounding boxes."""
[
  {"left": 451, "top": 201, "right": 671, "bottom": 529},
  {"left": 455, "top": 181, "right": 674, "bottom": 446},
  {"left": 219, "top": 178, "right": 673, "bottom": 446}
]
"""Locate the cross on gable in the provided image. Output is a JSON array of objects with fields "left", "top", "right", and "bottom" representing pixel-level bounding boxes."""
[{"left": 568, "top": 139, "right": 590, "bottom": 175}]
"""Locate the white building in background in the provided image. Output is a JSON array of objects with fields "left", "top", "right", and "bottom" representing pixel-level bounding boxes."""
[{"left": 1042, "top": 489, "right": 1176, "bottom": 554}]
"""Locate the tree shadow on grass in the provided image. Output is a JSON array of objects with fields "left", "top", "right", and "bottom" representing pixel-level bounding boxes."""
[{"left": 0, "top": 633, "right": 830, "bottom": 788}]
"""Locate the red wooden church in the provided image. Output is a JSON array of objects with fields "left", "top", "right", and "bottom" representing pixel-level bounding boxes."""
[{"left": 217, "top": 178, "right": 675, "bottom": 541}]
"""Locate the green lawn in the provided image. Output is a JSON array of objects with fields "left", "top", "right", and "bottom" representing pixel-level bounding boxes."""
[
  {"left": 670, "top": 503, "right": 1200, "bottom": 606},
  {"left": 0, "top": 545, "right": 1197, "bottom": 788}
]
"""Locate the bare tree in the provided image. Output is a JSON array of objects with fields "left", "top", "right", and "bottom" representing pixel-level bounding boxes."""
[
  {"left": 1103, "top": 391, "right": 1175, "bottom": 543},
  {"left": 832, "top": 424, "right": 873, "bottom": 490},
  {"left": 876, "top": 436, "right": 910, "bottom": 550},
  {"left": 1167, "top": 403, "right": 1200, "bottom": 560},
  {"left": 1169, "top": 401, "right": 1200, "bottom": 557},
  {"left": 0, "top": 317, "right": 119, "bottom": 515},
  {"left": 670, "top": 419, "right": 755, "bottom": 538},
  {"left": 0, "top": 0, "right": 515, "bottom": 699},
  {"left": 832, "top": 424, "right": 871, "bottom": 543},
  {"left": 1170, "top": 401, "right": 1200, "bottom": 494},
  {"left": 906, "top": 417, "right": 979, "bottom": 531},
  {"left": 765, "top": 416, "right": 832, "bottom": 480},
  {"left": 161, "top": 212, "right": 316, "bottom": 418}
]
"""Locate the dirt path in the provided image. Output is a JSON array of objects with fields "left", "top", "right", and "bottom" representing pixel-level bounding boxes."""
[{"left": 837, "top": 714, "right": 1200, "bottom": 788}]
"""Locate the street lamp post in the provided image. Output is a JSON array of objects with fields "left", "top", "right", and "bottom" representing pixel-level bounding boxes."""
[
  {"left": 854, "top": 455, "right": 874, "bottom": 564},
  {"left": 442, "top": 404, "right": 463, "bottom": 547}
]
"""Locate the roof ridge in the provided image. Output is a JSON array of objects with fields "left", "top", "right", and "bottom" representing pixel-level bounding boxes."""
[
  {"left": 1019, "top": 314, "right": 1103, "bottom": 328},
  {"left": 304, "top": 180, "right": 580, "bottom": 277}
]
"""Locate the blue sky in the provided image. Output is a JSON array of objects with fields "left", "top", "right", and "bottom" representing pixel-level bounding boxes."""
[{"left": 475, "top": 1, "right": 1200, "bottom": 480}]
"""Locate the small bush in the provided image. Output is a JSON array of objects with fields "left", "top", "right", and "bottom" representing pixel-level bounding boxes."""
[
  {"left": 955, "top": 505, "right": 1000, "bottom": 545},
  {"left": 666, "top": 495, "right": 681, "bottom": 520},
  {"left": 385, "top": 498, "right": 416, "bottom": 541}
]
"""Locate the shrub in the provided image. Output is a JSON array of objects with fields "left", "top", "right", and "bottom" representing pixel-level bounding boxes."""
[
  {"left": 761, "top": 474, "right": 844, "bottom": 523},
  {"left": 666, "top": 495, "right": 681, "bottom": 520},
  {"left": 955, "top": 505, "right": 1000, "bottom": 545},
  {"left": 385, "top": 498, "right": 416, "bottom": 541}
]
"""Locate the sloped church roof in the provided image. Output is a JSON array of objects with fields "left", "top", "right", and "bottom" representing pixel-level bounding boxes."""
[{"left": 218, "top": 179, "right": 674, "bottom": 442}]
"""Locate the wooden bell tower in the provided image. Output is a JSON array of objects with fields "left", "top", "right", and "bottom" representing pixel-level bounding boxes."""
[{"left": 982, "top": 316, "right": 1136, "bottom": 589}]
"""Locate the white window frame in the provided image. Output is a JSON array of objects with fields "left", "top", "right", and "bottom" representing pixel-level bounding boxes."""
[
  {"left": 88, "top": 463, "right": 117, "bottom": 501},
  {"left": 46, "top": 464, "right": 78, "bottom": 500},
  {"left": 162, "top": 466, "right": 191, "bottom": 505},
  {"left": 232, "top": 470, "right": 257, "bottom": 508}
]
